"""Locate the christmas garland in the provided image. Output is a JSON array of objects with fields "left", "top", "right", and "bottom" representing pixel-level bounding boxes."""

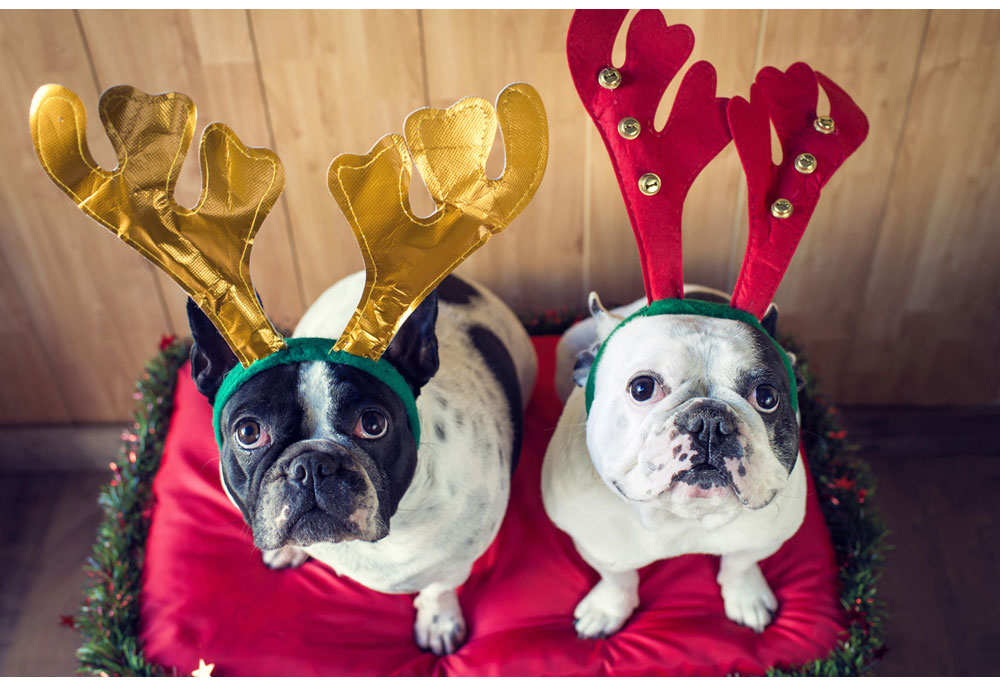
[{"left": 73, "top": 325, "right": 886, "bottom": 677}]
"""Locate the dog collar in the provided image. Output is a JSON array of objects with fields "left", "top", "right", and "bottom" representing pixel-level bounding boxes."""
[
  {"left": 212, "top": 337, "right": 421, "bottom": 449},
  {"left": 584, "top": 299, "right": 798, "bottom": 416}
]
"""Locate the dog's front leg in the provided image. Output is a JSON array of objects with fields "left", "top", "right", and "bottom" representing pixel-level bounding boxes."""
[
  {"left": 572, "top": 545, "right": 640, "bottom": 639},
  {"left": 717, "top": 546, "right": 781, "bottom": 632},
  {"left": 413, "top": 566, "right": 471, "bottom": 655}
]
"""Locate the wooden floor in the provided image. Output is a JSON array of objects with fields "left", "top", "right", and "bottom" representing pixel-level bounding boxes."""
[{"left": 0, "top": 407, "right": 997, "bottom": 676}]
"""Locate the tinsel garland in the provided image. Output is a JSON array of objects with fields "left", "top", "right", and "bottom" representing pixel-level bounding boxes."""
[{"left": 73, "top": 324, "right": 887, "bottom": 677}]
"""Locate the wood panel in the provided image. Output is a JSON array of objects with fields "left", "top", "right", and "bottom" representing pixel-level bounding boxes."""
[
  {"left": 421, "top": 9, "right": 586, "bottom": 313},
  {"left": 0, "top": 10, "right": 171, "bottom": 422},
  {"left": 843, "top": 9, "right": 1000, "bottom": 404},
  {"left": 759, "top": 10, "right": 930, "bottom": 398},
  {"left": 584, "top": 10, "right": 762, "bottom": 308},
  {"left": 77, "top": 9, "right": 305, "bottom": 334},
  {"left": 0, "top": 9, "right": 997, "bottom": 423},
  {"left": 250, "top": 9, "right": 427, "bottom": 304}
]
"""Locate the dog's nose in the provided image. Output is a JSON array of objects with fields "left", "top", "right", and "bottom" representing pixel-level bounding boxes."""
[
  {"left": 685, "top": 401, "right": 737, "bottom": 449},
  {"left": 288, "top": 452, "right": 339, "bottom": 490}
]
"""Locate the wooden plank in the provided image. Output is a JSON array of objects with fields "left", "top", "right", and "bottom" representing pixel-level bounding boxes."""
[
  {"left": 844, "top": 9, "right": 1000, "bottom": 404},
  {"left": 0, "top": 10, "right": 172, "bottom": 423},
  {"left": 586, "top": 10, "right": 762, "bottom": 309},
  {"left": 754, "top": 10, "right": 929, "bottom": 400},
  {"left": 421, "top": 9, "right": 585, "bottom": 315},
  {"left": 77, "top": 9, "right": 306, "bottom": 335},
  {"left": 250, "top": 9, "right": 426, "bottom": 305}
]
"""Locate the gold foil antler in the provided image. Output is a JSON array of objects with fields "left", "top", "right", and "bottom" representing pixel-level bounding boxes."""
[
  {"left": 30, "top": 84, "right": 285, "bottom": 367},
  {"left": 328, "top": 82, "right": 548, "bottom": 360}
]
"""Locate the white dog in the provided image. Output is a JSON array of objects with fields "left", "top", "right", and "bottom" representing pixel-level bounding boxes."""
[{"left": 542, "top": 288, "right": 805, "bottom": 636}]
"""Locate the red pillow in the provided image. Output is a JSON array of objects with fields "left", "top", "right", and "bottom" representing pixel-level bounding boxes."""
[{"left": 140, "top": 336, "right": 844, "bottom": 676}]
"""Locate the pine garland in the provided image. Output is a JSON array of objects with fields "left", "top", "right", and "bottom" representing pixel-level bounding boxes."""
[
  {"left": 74, "top": 336, "right": 188, "bottom": 677},
  {"left": 73, "top": 325, "right": 886, "bottom": 677}
]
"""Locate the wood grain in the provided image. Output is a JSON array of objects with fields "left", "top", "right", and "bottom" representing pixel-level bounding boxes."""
[
  {"left": 0, "top": 9, "right": 996, "bottom": 423},
  {"left": 757, "top": 10, "right": 930, "bottom": 399},
  {"left": 250, "top": 9, "right": 427, "bottom": 305},
  {"left": 0, "top": 10, "right": 172, "bottom": 422},
  {"left": 843, "top": 9, "right": 1000, "bottom": 404},
  {"left": 421, "top": 9, "right": 586, "bottom": 314},
  {"left": 76, "top": 9, "right": 305, "bottom": 334}
]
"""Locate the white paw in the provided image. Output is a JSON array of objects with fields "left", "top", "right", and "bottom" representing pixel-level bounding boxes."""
[
  {"left": 261, "top": 545, "right": 309, "bottom": 570},
  {"left": 573, "top": 579, "right": 639, "bottom": 639},
  {"left": 719, "top": 565, "right": 778, "bottom": 632},
  {"left": 414, "top": 590, "right": 467, "bottom": 655}
]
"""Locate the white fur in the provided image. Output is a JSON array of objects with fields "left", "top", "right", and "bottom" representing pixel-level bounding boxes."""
[
  {"left": 542, "top": 293, "right": 805, "bottom": 636},
  {"left": 281, "top": 271, "right": 536, "bottom": 652}
]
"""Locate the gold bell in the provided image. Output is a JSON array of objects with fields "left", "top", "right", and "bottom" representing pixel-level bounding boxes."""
[
  {"left": 771, "top": 198, "right": 793, "bottom": 219},
  {"left": 618, "top": 117, "right": 641, "bottom": 140},
  {"left": 598, "top": 67, "right": 622, "bottom": 90},
  {"left": 794, "top": 153, "right": 817, "bottom": 174},
  {"left": 814, "top": 116, "right": 835, "bottom": 134},
  {"left": 638, "top": 173, "right": 661, "bottom": 196}
]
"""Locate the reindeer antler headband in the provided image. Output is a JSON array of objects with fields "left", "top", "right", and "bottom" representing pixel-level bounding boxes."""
[
  {"left": 30, "top": 82, "right": 548, "bottom": 446},
  {"left": 569, "top": 9, "right": 868, "bottom": 414}
]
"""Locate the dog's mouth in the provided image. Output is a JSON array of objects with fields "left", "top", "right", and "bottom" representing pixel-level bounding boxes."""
[
  {"left": 251, "top": 452, "right": 388, "bottom": 549},
  {"left": 674, "top": 463, "right": 731, "bottom": 489}
]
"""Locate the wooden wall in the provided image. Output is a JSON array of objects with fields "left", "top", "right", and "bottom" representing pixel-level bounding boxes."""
[{"left": 0, "top": 9, "right": 997, "bottom": 424}]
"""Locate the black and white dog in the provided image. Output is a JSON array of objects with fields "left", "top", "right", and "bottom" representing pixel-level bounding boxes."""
[
  {"left": 542, "top": 288, "right": 806, "bottom": 637},
  {"left": 188, "top": 271, "right": 536, "bottom": 655}
]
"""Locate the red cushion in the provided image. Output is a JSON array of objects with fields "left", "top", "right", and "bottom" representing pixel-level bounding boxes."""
[{"left": 140, "top": 336, "right": 844, "bottom": 676}]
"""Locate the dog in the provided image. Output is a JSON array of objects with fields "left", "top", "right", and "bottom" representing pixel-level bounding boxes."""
[
  {"left": 187, "top": 271, "right": 537, "bottom": 655},
  {"left": 541, "top": 287, "right": 806, "bottom": 636}
]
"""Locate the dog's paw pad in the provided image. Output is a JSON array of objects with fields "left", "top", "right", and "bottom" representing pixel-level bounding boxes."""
[
  {"left": 261, "top": 545, "right": 308, "bottom": 570},
  {"left": 414, "top": 593, "right": 467, "bottom": 655},
  {"left": 721, "top": 573, "right": 778, "bottom": 633},
  {"left": 573, "top": 579, "right": 639, "bottom": 639}
]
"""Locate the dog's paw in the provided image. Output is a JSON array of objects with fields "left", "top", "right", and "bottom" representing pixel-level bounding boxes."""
[
  {"left": 261, "top": 545, "right": 309, "bottom": 570},
  {"left": 719, "top": 564, "right": 778, "bottom": 632},
  {"left": 573, "top": 579, "right": 639, "bottom": 639},
  {"left": 414, "top": 589, "right": 467, "bottom": 655}
]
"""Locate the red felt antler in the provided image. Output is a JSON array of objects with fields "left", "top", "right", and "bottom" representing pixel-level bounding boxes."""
[
  {"left": 567, "top": 9, "right": 732, "bottom": 302},
  {"left": 728, "top": 63, "right": 869, "bottom": 318}
]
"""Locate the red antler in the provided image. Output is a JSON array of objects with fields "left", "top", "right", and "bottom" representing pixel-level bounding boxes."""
[
  {"left": 567, "top": 9, "right": 732, "bottom": 302},
  {"left": 728, "top": 63, "right": 869, "bottom": 318}
]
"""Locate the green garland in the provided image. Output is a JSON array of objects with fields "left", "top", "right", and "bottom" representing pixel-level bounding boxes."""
[
  {"left": 73, "top": 324, "right": 886, "bottom": 677},
  {"left": 74, "top": 337, "right": 188, "bottom": 677}
]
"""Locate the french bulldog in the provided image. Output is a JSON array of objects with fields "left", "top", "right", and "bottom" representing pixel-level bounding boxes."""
[
  {"left": 541, "top": 287, "right": 806, "bottom": 636},
  {"left": 188, "top": 271, "right": 537, "bottom": 655}
]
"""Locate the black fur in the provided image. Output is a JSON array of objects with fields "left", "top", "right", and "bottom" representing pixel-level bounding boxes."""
[
  {"left": 467, "top": 325, "right": 523, "bottom": 474},
  {"left": 436, "top": 274, "right": 479, "bottom": 304},
  {"left": 187, "top": 299, "right": 239, "bottom": 402},
  {"left": 382, "top": 292, "right": 440, "bottom": 396}
]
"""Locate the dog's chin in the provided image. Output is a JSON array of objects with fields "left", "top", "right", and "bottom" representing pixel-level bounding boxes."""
[{"left": 253, "top": 505, "right": 388, "bottom": 550}]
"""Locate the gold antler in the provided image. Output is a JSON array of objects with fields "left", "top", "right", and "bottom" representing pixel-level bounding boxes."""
[
  {"left": 328, "top": 83, "right": 548, "bottom": 360},
  {"left": 30, "top": 84, "right": 285, "bottom": 367}
]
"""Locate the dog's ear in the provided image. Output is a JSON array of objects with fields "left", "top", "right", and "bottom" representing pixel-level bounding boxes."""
[
  {"left": 588, "top": 291, "right": 623, "bottom": 342},
  {"left": 187, "top": 298, "right": 239, "bottom": 403},
  {"left": 760, "top": 303, "right": 779, "bottom": 338},
  {"left": 572, "top": 341, "right": 601, "bottom": 388},
  {"left": 570, "top": 292, "right": 624, "bottom": 388},
  {"left": 383, "top": 292, "right": 439, "bottom": 395},
  {"left": 786, "top": 350, "right": 806, "bottom": 392}
]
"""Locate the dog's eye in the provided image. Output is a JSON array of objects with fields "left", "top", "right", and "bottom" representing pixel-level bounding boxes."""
[
  {"left": 234, "top": 419, "right": 269, "bottom": 449},
  {"left": 628, "top": 375, "right": 664, "bottom": 404},
  {"left": 750, "top": 384, "right": 780, "bottom": 413},
  {"left": 354, "top": 410, "right": 388, "bottom": 439}
]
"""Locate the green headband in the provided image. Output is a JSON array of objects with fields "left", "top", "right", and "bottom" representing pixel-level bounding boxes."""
[
  {"left": 584, "top": 299, "right": 798, "bottom": 415},
  {"left": 213, "top": 337, "right": 421, "bottom": 448}
]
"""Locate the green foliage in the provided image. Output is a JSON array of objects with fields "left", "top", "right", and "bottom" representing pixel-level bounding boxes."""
[
  {"left": 74, "top": 339, "right": 188, "bottom": 677},
  {"left": 74, "top": 327, "right": 887, "bottom": 676}
]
